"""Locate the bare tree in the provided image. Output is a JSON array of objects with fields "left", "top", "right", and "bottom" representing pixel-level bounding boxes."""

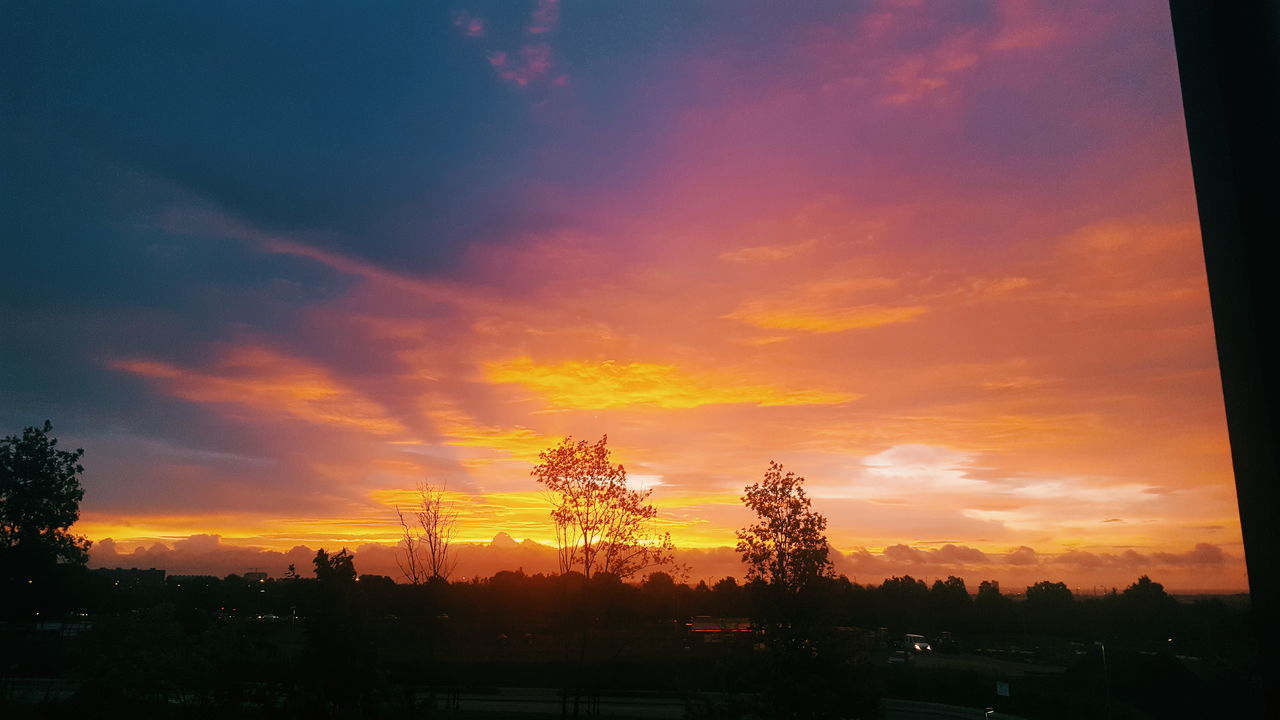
[
  {"left": 532, "top": 435, "right": 673, "bottom": 580},
  {"left": 394, "top": 481, "right": 458, "bottom": 584}
]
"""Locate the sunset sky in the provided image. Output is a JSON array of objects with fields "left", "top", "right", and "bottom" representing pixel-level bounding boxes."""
[{"left": 2, "top": 1, "right": 1245, "bottom": 590}]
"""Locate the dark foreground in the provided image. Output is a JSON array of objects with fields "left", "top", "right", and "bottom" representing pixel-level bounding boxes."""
[{"left": 1, "top": 565, "right": 1266, "bottom": 718}]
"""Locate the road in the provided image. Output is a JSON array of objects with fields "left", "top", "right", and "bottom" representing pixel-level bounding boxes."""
[{"left": 450, "top": 687, "right": 687, "bottom": 719}]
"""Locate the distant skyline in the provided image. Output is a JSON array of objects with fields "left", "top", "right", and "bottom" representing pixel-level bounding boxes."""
[{"left": 2, "top": 1, "right": 1245, "bottom": 589}]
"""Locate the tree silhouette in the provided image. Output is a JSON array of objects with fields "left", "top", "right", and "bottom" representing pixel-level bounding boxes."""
[
  {"left": 532, "top": 435, "right": 673, "bottom": 580},
  {"left": 304, "top": 547, "right": 377, "bottom": 714},
  {"left": 736, "top": 461, "right": 833, "bottom": 592},
  {"left": 395, "top": 481, "right": 458, "bottom": 584},
  {"left": 929, "top": 575, "right": 972, "bottom": 628},
  {"left": 1119, "top": 575, "right": 1177, "bottom": 642},
  {"left": 1025, "top": 580, "right": 1075, "bottom": 634},
  {"left": 1026, "top": 580, "right": 1074, "bottom": 608},
  {"left": 1, "top": 421, "right": 91, "bottom": 576},
  {"left": 879, "top": 575, "right": 929, "bottom": 630},
  {"left": 1122, "top": 574, "right": 1172, "bottom": 604},
  {"left": 736, "top": 461, "right": 840, "bottom": 719},
  {"left": 974, "top": 579, "right": 1013, "bottom": 631},
  {"left": 532, "top": 436, "right": 676, "bottom": 718},
  {"left": 313, "top": 547, "right": 356, "bottom": 585}
]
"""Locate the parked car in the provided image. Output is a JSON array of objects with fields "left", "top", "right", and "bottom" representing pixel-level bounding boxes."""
[{"left": 905, "top": 633, "right": 933, "bottom": 653}]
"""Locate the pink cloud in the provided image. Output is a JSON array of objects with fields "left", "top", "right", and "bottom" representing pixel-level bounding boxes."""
[
  {"left": 452, "top": 10, "right": 486, "bottom": 38},
  {"left": 89, "top": 534, "right": 1242, "bottom": 591},
  {"left": 462, "top": 0, "right": 564, "bottom": 89},
  {"left": 527, "top": 0, "right": 559, "bottom": 35},
  {"left": 102, "top": 2, "right": 1242, "bottom": 594}
]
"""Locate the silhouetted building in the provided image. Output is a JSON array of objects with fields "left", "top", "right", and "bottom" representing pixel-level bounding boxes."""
[
  {"left": 93, "top": 567, "right": 165, "bottom": 587},
  {"left": 35, "top": 620, "right": 93, "bottom": 637},
  {"left": 688, "top": 616, "right": 752, "bottom": 643}
]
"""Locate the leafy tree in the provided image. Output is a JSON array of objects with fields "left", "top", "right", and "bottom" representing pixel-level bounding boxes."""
[
  {"left": 302, "top": 548, "right": 379, "bottom": 714},
  {"left": 929, "top": 575, "right": 972, "bottom": 627},
  {"left": 974, "top": 579, "right": 1014, "bottom": 630},
  {"left": 737, "top": 461, "right": 840, "bottom": 719},
  {"left": 878, "top": 575, "right": 929, "bottom": 630},
  {"left": 532, "top": 435, "right": 673, "bottom": 580},
  {"left": 1118, "top": 575, "right": 1177, "bottom": 642},
  {"left": 1, "top": 421, "right": 91, "bottom": 573},
  {"left": 736, "top": 461, "right": 833, "bottom": 592},
  {"left": 642, "top": 570, "right": 676, "bottom": 591},
  {"left": 976, "top": 579, "right": 1003, "bottom": 601},
  {"left": 313, "top": 547, "right": 356, "bottom": 586},
  {"left": 713, "top": 576, "right": 740, "bottom": 594},
  {"left": 1122, "top": 574, "right": 1172, "bottom": 604},
  {"left": 1024, "top": 580, "right": 1075, "bottom": 634},
  {"left": 533, "top": 436, "right": 674, "bottom": 717},
  {"left": 1025, "top": 580, "right": 1074, "bottom": 608},
  {"left": 931, "top": 575, "right": 971, "bottom": 603}
]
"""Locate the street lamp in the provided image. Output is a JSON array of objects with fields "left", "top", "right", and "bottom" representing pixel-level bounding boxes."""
[{"left": 1095, "top": 641, "right": 1111, "bottom": 719}]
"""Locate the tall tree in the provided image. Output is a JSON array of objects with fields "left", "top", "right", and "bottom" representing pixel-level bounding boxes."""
[
  {"left": 532, "top": 435, "right": 673, "bottom": 580},
  {"left": 0, "top": 421, "right": 91, "bottom": 573},
  {"left": 304, "top": 548, "right": 377, "bottom": 713},
  {"left": 395, "top": 481, "right": 458, "bottom": 584},
  {"left": 737, "top": 461, "right": 840, "bottom": 720},
  {"left": 736, "top": 461, "right": 833, "bottom": 592}
]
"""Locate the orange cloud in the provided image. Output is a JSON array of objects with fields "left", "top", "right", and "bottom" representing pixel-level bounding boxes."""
[
  {"left": 85, "top": 530, "right": 1244, "bottom": 592},
  {"left": 719, "top": 238, "right": 817, "bottom": 263},
  {"left": 722, "top": 274, "right": 925, "bottom": 333},
  {"left": 422, "top": 402, "right": 554, "bottom": 462},
  {"left": 483, "top": 357, "right": 858, "bottom": 409},
  {"left": 725, "top": 302, "right": 927, "bottom": 333},
  {"left": 84, "top": 2, "right": 1243, "bottom": 591},
  {"left": 113, "top": 347, "right": 406, "bottom": 435}
]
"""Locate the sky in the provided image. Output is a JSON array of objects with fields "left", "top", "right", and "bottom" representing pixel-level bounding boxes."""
[{"left": 1, "top": 1, "right": 1246, "bottom": 591}]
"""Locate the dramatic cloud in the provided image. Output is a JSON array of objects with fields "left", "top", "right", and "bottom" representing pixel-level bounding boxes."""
[
  {"left": 3, "top": 1, "right": 1244, "bottom": 589},
  {"left": 113, "top": 348, "right": 407, "bottom": 436},
  {"left": 459, "top": 0, "right": 566, "bottom": 89},
  {"left": 725, "top": 302, "right": 928, "bottom": 333},
  {"left": 483, "top": 358, "right": 857, "bottom": 409},
  {"left": 90, "top": 533, "right": 1241, "bottom": 592}
]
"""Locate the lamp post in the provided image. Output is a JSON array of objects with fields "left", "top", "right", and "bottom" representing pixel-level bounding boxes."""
[{"left": 1095, "top": 641, "right": 1111, "bottom": 719}]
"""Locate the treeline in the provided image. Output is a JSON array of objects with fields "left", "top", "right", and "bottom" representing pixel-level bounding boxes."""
[
  {"left": 0, "top": 425, "right": 1259, "bottom": 717},
  {"left": 14, "top": 560, "right": 1247, "bottom": 656},
  {"left": 1, "top": 555, "right": 1257, "bottom": 719}
]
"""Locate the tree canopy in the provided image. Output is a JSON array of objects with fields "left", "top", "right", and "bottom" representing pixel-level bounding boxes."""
[
  {"left": 532, "top": 435, "right": 673, "bottom": 580},
  {"left": 736, "top": 460, "right": 833, "bottom": 592},
  {"left": 1026, "top": 580, "right": 1074, "bottom": 609},
  {"left": 314, "top": 548, "right": 357, "bottom": 586},
  {"left": 0, "top": 421, "right": 91, "bottom": 571}
]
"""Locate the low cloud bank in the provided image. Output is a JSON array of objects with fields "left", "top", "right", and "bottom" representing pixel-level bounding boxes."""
[{"left": 89, "top": 535, "right": 1243, "bottom": 591}]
